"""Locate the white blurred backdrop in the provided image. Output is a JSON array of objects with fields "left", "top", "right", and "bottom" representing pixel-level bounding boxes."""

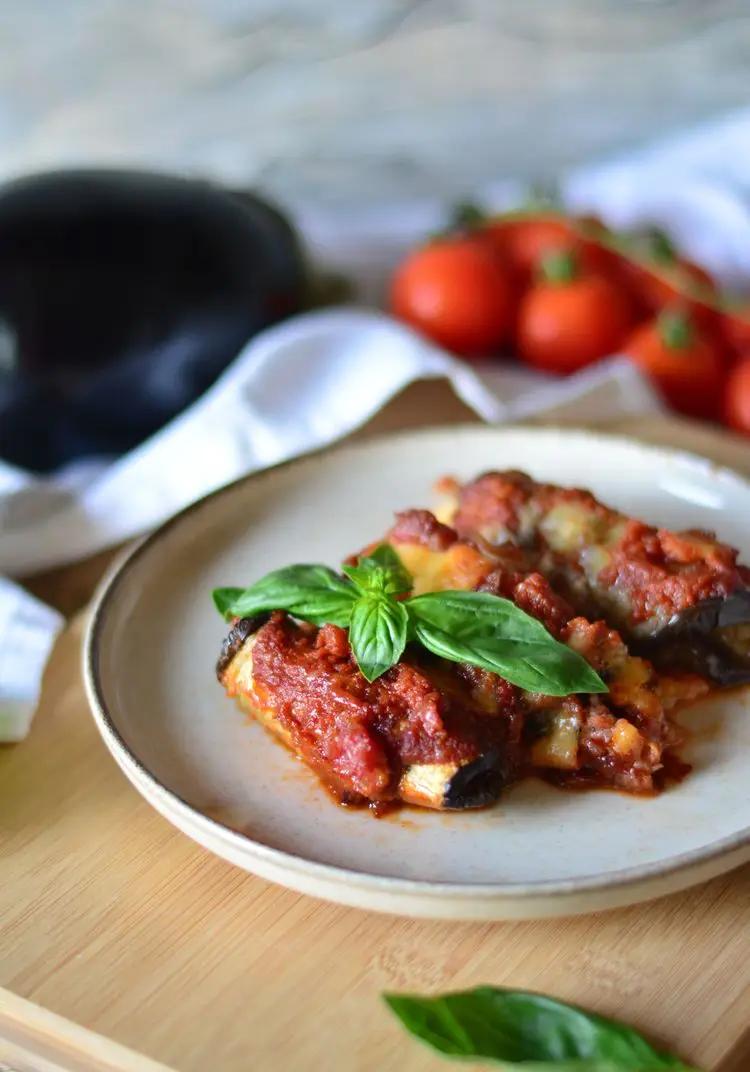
[{"left": 2, "top": 1, "right": 750, "bottom": 206}]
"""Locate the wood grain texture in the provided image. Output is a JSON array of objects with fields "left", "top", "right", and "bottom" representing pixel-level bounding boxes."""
[
  {"left": 0, "top": 989, "right": 173, "bottom": 1072},
  {"left": 3, "top": 387, "right": 750, "bottom": 1071}
]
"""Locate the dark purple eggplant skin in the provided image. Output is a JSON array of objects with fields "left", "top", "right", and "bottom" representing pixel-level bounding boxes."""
[
  {"left": 636, "top": 589, "right": 750, "bottom": 685},
  {"left": 649, "top": 638, "right": 750, "bottom": 686},
  {"left": 0, "top": 169, "right": 307, "bottom": 472},
  {"left": 215, "top": 615, "right": 269, "bottom": 682},
  {"left": 442, "top": 748, "right": 508, "bottom": 809}
]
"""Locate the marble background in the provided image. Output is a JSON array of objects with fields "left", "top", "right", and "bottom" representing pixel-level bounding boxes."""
[{"left": 2, "top": 1, "right": 749, "bottom": 210}]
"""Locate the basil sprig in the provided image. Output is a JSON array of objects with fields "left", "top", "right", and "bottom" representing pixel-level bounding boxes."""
[
  {"left": 213, "top": 564, "right": 356, "bottom": 628},
  {"left": 213, "top": 545, "right": 607, "bottom": 694},
  {"left": 408, "top": 590, "right": 605, "bottom": 696},
  {"left": 384, "top": 987, "right": 699, "bottom": 1071},
  {"left": 348, "top": 595, "right": 408, "bottom": 682},
  {"left": 342, "top": 543, "right": 412, "bottom": 597}
]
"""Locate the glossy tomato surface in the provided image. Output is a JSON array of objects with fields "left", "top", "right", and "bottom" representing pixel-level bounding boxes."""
[
  {"left": 724, "top": 358, "right": 750, "bottom": 434},
  {"left": 391, "top": 236, "right": 512, "bottom": 357},
  {"left": 485, "top": 216, "right": 614, "bottom": 286},
  {"left": 625, "top": 312, "right": 724, "bottom": 419},
  {"left": 486, "top": 217, "right": 572, "bottom": 280},
  {"left": 720, "top": 305, "right": 750, "bottom": 361},
  {"left": 516, "top": 271, "right": 633, "bottom": 375},
  {"left": 621, "top": 256, "right": 716, "bottom": 325}
]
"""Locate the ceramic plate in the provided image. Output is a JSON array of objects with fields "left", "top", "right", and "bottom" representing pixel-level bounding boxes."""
[{"left": 84, "top": 426, "right": 750, "bottom": 919}]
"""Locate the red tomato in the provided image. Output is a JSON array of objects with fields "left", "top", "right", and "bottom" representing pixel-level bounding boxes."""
[
  {"left": 390, "top": 236, "right": 513, "bottom": 357},
  {"left": 719, "top": 303, "right": 750, "bottom": 362},
  {"left": 724, "top": 358, "right": 750, "bottom": 434},
  {"left": 516, "top": 251, "right": 633, "bottom": 374},
  {"left": 631, "top": 260, "right": 715, "bottom": 314},
  {"left": 486, "top": 216, "right": 614, "bottom": 286},
  {"left": 486, "top": 217, "right": 573, "bottom": 282},
  {"left": 621, "top": 233, "right": 716, "bottom": 322},
  {"left": 624, "top": 309, "right": 724, "bottom": 419}
]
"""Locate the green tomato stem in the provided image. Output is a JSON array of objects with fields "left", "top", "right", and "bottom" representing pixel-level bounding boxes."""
[
  {"left": 539, "top": 247, "right": 578, "bottom": 285},
  {"left": 658, "top": 308, "right": 693, "bottom": 350}
]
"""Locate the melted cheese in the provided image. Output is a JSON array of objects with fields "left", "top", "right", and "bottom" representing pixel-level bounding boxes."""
[
  {"left": 611, "top": 719, "right": 643, "bottom": 760},
  {"left": 433, "top": 492, "right": 459, "bottom": 526},
  {"left": 539, "top": 503, "right": 626, "bottom": 557},
  {"left": 530, "top": 711, "right": 581, "bottom": 770},
  {"left": 392, "top": 541, "right": 489, "bottom": 595}
]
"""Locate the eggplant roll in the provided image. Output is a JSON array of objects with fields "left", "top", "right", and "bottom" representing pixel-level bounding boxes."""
[
  {"left": 433, "top": 471, "right": 750, "bottom": 684},
  {"left": 216, "top": 613, "right": 512, "bottom": 810},
  {"left": 217, "top": 516, "right": 707, "bottom": 810},
  {"left": 383, "top": 512, "right": 706, "bottom": 795}
]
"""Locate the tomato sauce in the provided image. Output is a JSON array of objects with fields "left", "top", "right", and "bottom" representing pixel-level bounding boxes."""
[
  {"left": 450, "top": 470, "right": 748, "bottom": 633},
  {"left": 598, "top": 519, "right": 741, "bottom": 625},
  {"left": 249, "top": 613, "right": 519, "bottom": 804},
  {"left": 218, "top": 474, "right": 739, "bottom": 810}
]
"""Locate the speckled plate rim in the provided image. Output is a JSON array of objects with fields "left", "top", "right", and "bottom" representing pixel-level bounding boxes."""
[{"left": 83, "top": 424, "right": 750, "bottom": 919}]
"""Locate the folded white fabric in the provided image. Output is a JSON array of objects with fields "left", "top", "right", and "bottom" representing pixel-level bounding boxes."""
[
  {"left": 0, "top": 579, "right": 64, "bottom": 741},
  {"left": 0, "top": 309, "right": 662, "bottom": 578},
  {"left": 4, "top": 108, "right": 750, "bottom": 741}
]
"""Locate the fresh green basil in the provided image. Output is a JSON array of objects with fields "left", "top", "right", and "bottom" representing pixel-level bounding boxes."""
[
  {"left": 213, "top": 547, "right": 607, "bottom": 696},
  {"left": 343, "top": 543, "right": 413, "bottom": 596},
  {"left": 213, "top": 564, "right": 356, "bottom": 627},
  {"left": 383, "top": 987, "right": 699, "bottom": 1071},
  {"left": 212, "top": 587, "right": 246, "bottom": 618},
  {"left": 349, "top": 594, "right": 409, "bottom": 682},
  {"left": 407, "top": 591, "right": 607, "bottom": 696}
]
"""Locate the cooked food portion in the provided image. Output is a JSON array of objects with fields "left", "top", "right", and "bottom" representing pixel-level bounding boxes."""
[
  {"left": 215, "top": 492, "right": 712, "bottom": 811},
  {"left": 218, "top": 613, "right": 514, "bottom": 810},
  {"left": 384, "top": 511, "right": 706, "bottom": 796},
  {"left": 437, "top": 471, "right": 750, "bottom": 685}
]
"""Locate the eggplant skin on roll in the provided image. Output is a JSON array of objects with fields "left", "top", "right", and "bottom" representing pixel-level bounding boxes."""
[
  {"left": 436, "top": 470, "right": 750, "bottom": 685},
  {"left": 216, "top": 505, "right": 708, "bottom": 812}
]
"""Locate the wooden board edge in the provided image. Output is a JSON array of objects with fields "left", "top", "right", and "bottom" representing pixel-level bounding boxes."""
[
  {"left": 715, "top": 1022, "right": 750, "bottom": 1072},
  {"left": 0, "top": 989, "right": 176, "bottom": 1072}
]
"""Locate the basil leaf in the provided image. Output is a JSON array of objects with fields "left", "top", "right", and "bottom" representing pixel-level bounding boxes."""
[
  {"left": 407, "top": 591, "right": 607, "bottom": 696},
  {"left": 349, "top": 594, "right": 408, "bottom": 682},
  {"left": 212, "top": 565, "right": 356, "bottom": 627},
  {"left": 383, "top": 988, "right": 698, "bottom": 1071},
  {"left": 343, "top": 544, "right": 412, "bottom": 597},
  {"left": 212, "top": 587, "right": 246, "bottom": 617},
  {"left": 365, "top": 544, "right": 413, "bottom": 591}
]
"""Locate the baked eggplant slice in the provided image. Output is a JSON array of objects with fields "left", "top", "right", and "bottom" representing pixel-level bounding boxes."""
[
  {"left": 397, "top": 750, "right": 506, "bottom": 810},
  {"left": 439, "top": 470, "right": 750, "bottom": 684},
  {"left": 639, "top": 604, "right": 750, "bottom": 685},
  {"left": 217, "top": 613, "right": 512, "bottom": 810}
]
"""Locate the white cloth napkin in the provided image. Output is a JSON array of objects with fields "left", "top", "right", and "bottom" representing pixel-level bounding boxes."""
[
  {"left": 5, "top": 108, "right": 750, "bottom": 740},
  {"left": 0, "top": 579, "right": 64, "bottom": 741},
  {"left": 0, "top": 310, "right": 662, "bottom": 578}
]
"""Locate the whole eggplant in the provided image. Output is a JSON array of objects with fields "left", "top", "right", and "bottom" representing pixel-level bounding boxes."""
[{"left": 0, "top": 169, "right": 307, "bottom": 472}]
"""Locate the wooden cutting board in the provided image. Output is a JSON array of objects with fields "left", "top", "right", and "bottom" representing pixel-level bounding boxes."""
[{"left": 2, "top": 385, "right": 750, "bottom": 1072}]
